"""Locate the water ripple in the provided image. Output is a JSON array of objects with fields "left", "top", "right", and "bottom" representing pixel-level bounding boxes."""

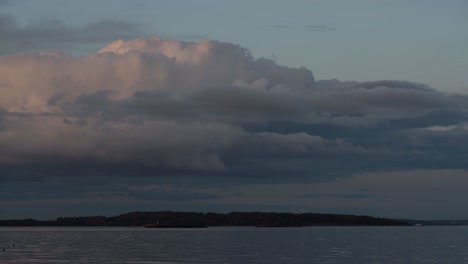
[{"left": 1, "top": 226, "right": 468, "bottom": 263}]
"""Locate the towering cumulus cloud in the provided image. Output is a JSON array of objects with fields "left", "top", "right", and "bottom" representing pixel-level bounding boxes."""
[{"left": 0, "top": 37, "right": 467, "bottom": 180}]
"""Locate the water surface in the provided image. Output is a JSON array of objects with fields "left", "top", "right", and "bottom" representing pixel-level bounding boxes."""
[{"left": 1, "top": 226, "right": 468, "bottom": 263}]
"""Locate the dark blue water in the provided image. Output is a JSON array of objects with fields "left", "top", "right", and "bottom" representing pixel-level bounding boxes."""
[{"left": 1, "top": 226, "right": 468, "bottom": 263}]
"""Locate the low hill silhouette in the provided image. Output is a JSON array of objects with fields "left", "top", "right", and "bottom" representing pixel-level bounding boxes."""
[{"left": 0, "top": 211, "right": 409, "bottom": 227}]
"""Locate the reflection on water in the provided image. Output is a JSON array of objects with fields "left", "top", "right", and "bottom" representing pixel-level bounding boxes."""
[{"left": 1, "top": 226, "right": 468, "bottom": 263}]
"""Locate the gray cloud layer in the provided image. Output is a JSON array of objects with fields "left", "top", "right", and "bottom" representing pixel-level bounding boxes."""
[{"left": 1, "top": 37, "right": 468, "bottom": 178}]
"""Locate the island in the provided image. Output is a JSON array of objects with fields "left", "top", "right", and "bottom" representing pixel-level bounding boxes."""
[{"left": 0, "top": 211, "right": 410, "bottom": 227}]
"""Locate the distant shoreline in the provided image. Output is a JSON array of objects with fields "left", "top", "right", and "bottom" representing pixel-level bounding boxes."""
[{"left": 0, "top": 211, "right": 411, "bottom": 227}]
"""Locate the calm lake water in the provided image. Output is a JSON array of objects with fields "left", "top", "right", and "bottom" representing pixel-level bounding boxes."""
[{"left": 1, "top": 226, "right": 468, "bottom": 263}]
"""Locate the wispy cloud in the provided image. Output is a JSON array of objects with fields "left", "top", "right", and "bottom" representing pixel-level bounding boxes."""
[
  {"left": 294, "top": 193, "right": 370, "bottom": 199},
  {"left": 0, "top": 14, "right": 144, "bottom": 54},
  {"left": 264, "top": 24, "right": 337, "bottom": 32},
  {"left": 302, "top": 25, "right": 337, "bottom": 32}
]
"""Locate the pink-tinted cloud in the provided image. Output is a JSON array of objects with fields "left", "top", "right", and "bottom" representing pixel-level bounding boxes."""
[{"left": 0, "top": 37, "right": 467, "bottom": 178}]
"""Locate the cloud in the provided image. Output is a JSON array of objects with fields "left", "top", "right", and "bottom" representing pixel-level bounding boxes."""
[
  {"left": 1, "top": 36, "right": 468, "bottom": 188},
  {"left": 0, "top": 14, "right": 143, "bottom": 55},
  {"left": 302, "top": 25, "right": 337, "bottom": 32},
  {"left": 295, "top": 193, "right": 370, "bottom": 199},
  {"left": 265, "top": 24, "right": 337, "bottom": 33},
  {"left": 124, "top": 187, "right": 221, "bottom": 201}
]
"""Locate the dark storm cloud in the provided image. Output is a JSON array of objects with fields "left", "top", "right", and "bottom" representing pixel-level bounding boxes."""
[
  {"left": 0, "top": 14, "right": 143, "bottom": 54},
  {"left": 125, "top": 188, "right": 220, "bottom": 201},
  {"left": 1, "top": 36, "right": 468, "bottom": 188}
]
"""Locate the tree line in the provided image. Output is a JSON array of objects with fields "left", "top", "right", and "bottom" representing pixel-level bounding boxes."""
[{"left": 0, "top": 211, "right": 410, "bottom": 227}]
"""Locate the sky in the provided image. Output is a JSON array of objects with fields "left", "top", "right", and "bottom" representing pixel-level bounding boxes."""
[{"left": 0, "top": 0, "right": 467, "bottom": 220}]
